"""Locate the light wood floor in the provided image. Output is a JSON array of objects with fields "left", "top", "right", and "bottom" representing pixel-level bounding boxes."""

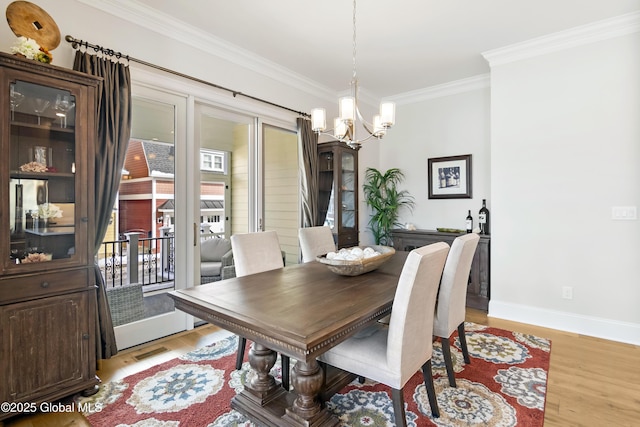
[{"left": 3, "top": 309, "right": 639, "bottom": 427}]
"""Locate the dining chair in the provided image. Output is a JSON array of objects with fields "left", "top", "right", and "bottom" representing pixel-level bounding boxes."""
[
  {"left": 230, "top": 230, "right": 290, "bottom": 389},
  {"left": 319, "top": 242, "right": 450, "bottom": 424},
  {"left": 433, "top": 233, "right": 480, "bottom": 387},
  {"left": 298, "top": 226, "right": 336, "bottom": 263}
]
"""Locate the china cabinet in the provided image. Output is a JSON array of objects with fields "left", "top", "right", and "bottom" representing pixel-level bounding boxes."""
[
  {"left": 317, "top": 141, "right": 359, "bottom": 248},
  {"left": 0, "top": 52, "right": 100, "bottom": 418}
]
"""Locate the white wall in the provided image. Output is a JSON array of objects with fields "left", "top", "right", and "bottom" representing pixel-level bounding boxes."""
[
  {"left": 488, "top": 32, "right": 640, "bottom": 344},
  {"left": 376, "top": 86, "right": 491, "bottom": 234}
]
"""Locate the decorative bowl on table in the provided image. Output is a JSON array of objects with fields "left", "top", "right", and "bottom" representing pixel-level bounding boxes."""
[{"left": 316, "top": 245, "right": 396, "bottom": 276}]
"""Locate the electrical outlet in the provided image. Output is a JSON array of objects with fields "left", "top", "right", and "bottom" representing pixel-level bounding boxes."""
[{"left": 561, "top": 286, "right": 573, "bottom": 300}]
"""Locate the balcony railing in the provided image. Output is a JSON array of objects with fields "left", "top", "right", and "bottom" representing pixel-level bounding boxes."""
[
  {"left": 97, "top": 230, "right": 175, "bottom": 290},
  {"left": 97, "top": 229, "right": 222, "bottom": 290}
]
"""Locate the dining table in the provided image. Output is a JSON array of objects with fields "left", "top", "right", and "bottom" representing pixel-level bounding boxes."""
[{"left": 168, "top": 250, "right": 408, "bottom": 427}]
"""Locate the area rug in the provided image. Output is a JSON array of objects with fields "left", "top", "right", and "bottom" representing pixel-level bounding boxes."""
[{"left": 76, "top": 323, "right": 551, "bottom": 426}]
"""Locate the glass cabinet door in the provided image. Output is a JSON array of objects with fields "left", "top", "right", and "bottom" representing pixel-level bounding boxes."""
[
  {"left": 340, "top": 151, "right": 355, "bottom": 230},
  {"left": 8, "top": 80, "right": 78, "bottom": 265}
]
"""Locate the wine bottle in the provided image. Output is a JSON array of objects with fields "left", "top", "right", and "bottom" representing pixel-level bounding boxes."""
[
  {"left": 466, "top": 210, "right": 473, "bottom": 233},
  {"left": 479, "top": 199, "right": 490, "bottom": 235}
]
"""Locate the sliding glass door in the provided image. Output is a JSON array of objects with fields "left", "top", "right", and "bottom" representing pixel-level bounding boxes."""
[
  {"left": 106, "top": 85, "right": 189, "bottom": 350},
  {"left": 194, "top": 103, "right": 253, "bottom": 284}
]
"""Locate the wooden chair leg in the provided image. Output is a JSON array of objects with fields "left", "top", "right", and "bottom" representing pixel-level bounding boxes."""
[
  {"left": 391, "top": 388, "right": 407, "bottom": 427},
  {"left": 440, "top": 336, "right": 457, "bottom": 387},
  {"left": 281, "top": 355, "right": 290, "bottom": 390},
  {"left": 421, "top": 359, "right": 440, "bottom": 418},
  {"left": 458, "top": 322, "right": 470, "bottom": 364},
  {"left": 235, "top": 336, "right": 246, "bottom": 370}
]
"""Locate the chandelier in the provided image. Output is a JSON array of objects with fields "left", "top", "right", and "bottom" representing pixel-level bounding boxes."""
[{"left": 310, "top": 0, "right": 395, "bottom": 148}]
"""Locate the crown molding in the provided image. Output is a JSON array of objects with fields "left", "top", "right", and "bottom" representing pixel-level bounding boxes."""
[
  {"left": 386, "top": 74, "right": 490, "bottom": 106},
  {"left": 77, "top": 0, "right": 336, "bottom": 103},
  {"left": 483, "top": 11, "right": 640, "bottom": 67}
]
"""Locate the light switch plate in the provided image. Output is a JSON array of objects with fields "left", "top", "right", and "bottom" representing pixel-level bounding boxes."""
[{"left": 611, "top": 206, "right": 637, "bottom": 220}]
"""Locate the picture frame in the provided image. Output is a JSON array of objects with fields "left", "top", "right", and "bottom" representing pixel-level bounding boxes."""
[{"left": 427, "top": 154, "right": 472, "bottom": 199}]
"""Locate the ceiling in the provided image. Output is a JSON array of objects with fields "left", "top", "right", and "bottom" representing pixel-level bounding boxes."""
[{"left": 117, "top": 0, "right": 640, "bottom": 98}]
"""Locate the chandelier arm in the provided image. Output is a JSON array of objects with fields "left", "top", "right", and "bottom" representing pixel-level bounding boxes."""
[{"left": 354, "top": 104, "right": 376, "bottom": 136}]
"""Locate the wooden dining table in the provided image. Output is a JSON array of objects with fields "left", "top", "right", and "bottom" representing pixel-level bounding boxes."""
[{"left": 168, "top": 251, "right": 408, "bottom": 427}]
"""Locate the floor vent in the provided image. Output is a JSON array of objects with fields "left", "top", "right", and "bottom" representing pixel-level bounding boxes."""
[{"left": 134, "top": 346, "right": 168, "bottom": 361}]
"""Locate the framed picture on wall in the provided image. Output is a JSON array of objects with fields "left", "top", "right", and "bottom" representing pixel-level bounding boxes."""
[{"left": 427, "top": 154, "right": 472, "bottom": 199}]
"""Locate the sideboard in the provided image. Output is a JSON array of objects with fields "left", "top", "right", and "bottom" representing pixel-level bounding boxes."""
[{"left": 390, "top": 229, "right": 490, "bottom": 311}]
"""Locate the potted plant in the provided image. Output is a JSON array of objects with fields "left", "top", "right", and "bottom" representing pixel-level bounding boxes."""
[{"left": 363, "top": 167, "right": 415, "bottom": 246}]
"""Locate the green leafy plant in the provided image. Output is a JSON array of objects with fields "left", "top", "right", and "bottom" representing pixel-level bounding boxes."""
[{"left": 363, "top": 167, "right": 415, "bottom": 245}]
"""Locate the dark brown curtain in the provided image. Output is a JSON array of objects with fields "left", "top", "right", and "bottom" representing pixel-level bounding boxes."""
[
  {"left": 298, "top": 117, "right": 319, "bottom": 227},
  {"left": 73, "top": 51, "right": 131, "bottom": 360},
  {"left": 317, "top": 168, "right": 333, "bottom": 226}
]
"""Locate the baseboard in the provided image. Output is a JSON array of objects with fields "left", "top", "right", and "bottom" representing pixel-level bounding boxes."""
[{"left": 488, "top": 300, "right": 640, "bottom": 346}]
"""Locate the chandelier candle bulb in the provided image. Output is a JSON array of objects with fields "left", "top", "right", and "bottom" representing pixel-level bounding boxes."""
[
  {"left": 373, "top": 115, "right": 386, "bottom": 137},
  {"left": 339, "top": 96, "right": 356, "bottom": 122},
  {"left": 311, "top": 108, "right": 326, "bottom": 131},
  {"left": 380, "top": 102, "right": 396, "bottom": 127}
]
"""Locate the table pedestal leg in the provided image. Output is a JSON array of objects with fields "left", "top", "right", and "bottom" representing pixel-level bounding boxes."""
[
  {"left": 283, "top": 359, "right": 337, "bottom": 426},
  {"left": 232, "top": 345, "right": 338, "bottom": 427},
  {"left": 238, "top": 343, "right": 284, "bottom": 405}
]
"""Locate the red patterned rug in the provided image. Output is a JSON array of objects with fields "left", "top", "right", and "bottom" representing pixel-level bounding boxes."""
[{"left": 76, "top": 323, "right": 550, "bottom": 426}]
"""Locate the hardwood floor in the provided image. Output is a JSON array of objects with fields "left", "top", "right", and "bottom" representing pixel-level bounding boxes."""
[
  {"left": 465, "top": 310, "right": 640, "bottom": 427},
  {"left": 3, "top": 309, "right": 639, "bottom": 426}
]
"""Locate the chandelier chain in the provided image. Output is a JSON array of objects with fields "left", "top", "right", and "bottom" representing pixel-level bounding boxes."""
[{"left": 352, "top": 0, "right": 357, "bottom": 81}]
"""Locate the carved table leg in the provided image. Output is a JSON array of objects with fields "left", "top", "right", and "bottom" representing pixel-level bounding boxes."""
[
  {"left": 284, "top": 359, "right": 337, "bottom": 426},
  {"left": 246, "top": 342, "right": 280, "bottom": 399}
]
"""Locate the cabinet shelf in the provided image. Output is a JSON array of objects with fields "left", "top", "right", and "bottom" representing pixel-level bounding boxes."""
[
  {"left": 25, "top": 226, "right": 75, "bottom": 236},
  {"left": 11, "top": 120, "right": 75, "bottom": 134},
  {"left": 10, "top": 171, "right": 75, "bottom": 180}
]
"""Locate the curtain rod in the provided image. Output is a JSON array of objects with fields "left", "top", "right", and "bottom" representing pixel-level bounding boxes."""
[{"left": 65, "top": 35, "right": 310, "bottom": 118}]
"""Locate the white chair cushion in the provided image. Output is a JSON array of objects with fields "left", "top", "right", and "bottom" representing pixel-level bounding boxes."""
[{"left": 201, "top": 238, "right": 231, "bottom": 262}]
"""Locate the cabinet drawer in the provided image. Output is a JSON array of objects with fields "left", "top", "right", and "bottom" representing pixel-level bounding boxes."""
[{"left": 0, "top": 269, "right": 89, "bottom": 303}]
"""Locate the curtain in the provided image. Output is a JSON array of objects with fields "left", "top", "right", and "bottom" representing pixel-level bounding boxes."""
[
  {"left": 298, "top": 117, "right": 318, "bottom": 227},
  {"left": 73, "top": 51, "right": 132, "bottom": 360}
]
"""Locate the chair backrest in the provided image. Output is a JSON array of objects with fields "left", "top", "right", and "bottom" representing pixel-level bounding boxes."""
[
  {"left": 387, "top": 242, "right": 449, "bottom": 384},
  {"left": 200, "top": 237, "right": 231, "bottom": 262},
  {"left": 298, "top": 226, "right": 336, "bottom": 262},
  {"left": 230, "top": 230, "right": 284, "bottom": 277},
  {"left": 433, "top": 233, "right": 480, "bottom": 338}
]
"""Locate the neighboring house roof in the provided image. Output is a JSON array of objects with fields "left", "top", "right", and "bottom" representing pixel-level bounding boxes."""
[
  {"left": 142, "top": 141, "right": 174, "bottom": 175},
  {"left": 158, "top": 200, "right": 224, "bottom": 211}
]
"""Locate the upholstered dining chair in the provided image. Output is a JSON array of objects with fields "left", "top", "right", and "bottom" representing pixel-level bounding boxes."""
[
  {"left": 298, "top": 226, "right": 336, "bottom": 263},
  {"left": 230, "top": 230, "right": 290, "bottom": 389},
  {"left": 319, "top": 242, "right": 450, "bottom": 424},
  {"left": 433, "top": 233, "right": 480, "bottom": 387}
]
